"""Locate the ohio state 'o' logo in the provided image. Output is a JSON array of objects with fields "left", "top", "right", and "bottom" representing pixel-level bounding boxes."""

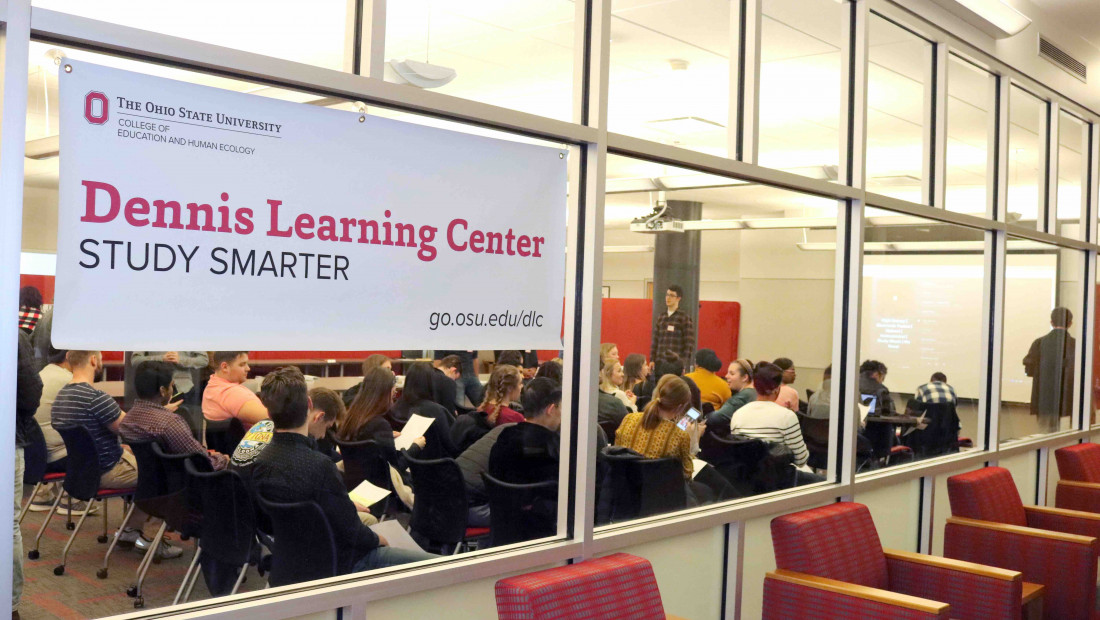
[{"left": 84, "top": 91, "right": 109, "bottom": 125}]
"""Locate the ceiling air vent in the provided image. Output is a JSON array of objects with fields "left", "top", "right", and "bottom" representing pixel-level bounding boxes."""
[{"left": 1039, "top": 35, "right": 1086, "bottom": 83}]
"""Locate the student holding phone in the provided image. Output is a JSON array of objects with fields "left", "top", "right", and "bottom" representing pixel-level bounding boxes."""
[{"left": 613, "top": 375, "right": 701, "bottom": 481}]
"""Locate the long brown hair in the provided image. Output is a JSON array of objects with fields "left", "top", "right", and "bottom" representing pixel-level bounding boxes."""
[
  {"left": 361, "top": 354, "right": 391, "bottom": 376},
  {"left": 479, "top": 364, "right": 522, "bottom": 424},
  {"left": 641, "top": 374, "right": 690, "bottom": 430},
  {"left": 339, "top": 367, "right": 395, "bottom": 441}
]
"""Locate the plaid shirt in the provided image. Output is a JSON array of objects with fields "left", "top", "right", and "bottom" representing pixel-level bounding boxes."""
[
  {"left": 915, "top": 381, "right": 957, "bottom": 406},
  {"left": 18, "top": 305, "right": 42, "bottom": 334},
  {"left": 118, "top": 399, "right": 228, "bottom": 470},
  {"left": 650, "top": 308, "right": 695, "bottom": 364}
]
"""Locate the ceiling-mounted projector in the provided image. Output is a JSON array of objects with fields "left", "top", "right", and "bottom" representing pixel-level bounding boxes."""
[
  {"left": 631, "top": 219, "right": 685, "bottom": 233},
  {"left": 388, "top": 59, "right": 457, "bottom": 88}
]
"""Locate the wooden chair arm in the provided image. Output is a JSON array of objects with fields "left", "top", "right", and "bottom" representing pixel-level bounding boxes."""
[
  {"left": 766, "top": 569, "right": 950, "bottom": 615},
  {"left": 1058, "top": 479, "right": 1100, "bottom": 490},
  {"left": 1024, "top": 504, "right": 1100, "bottom": 521},
  {"left": 882, "top": 548, "right": 1021, "bottom": 582},
  {"left": 946, "top": 516, "right": 1096, "bottom": 545}
]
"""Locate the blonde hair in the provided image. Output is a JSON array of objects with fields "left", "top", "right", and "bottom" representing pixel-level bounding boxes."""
[
  {"left": 479, "top": 364, "right": 522, "bottom": 424},
  {"left": 599, "top": 360, "right": 622, "bottom": 392},
  {"left": 599, "top": 343, "right": 618, "bottom": 363},
  {"left": 641, "top": 375, "right": 691, "bottom": 430}
]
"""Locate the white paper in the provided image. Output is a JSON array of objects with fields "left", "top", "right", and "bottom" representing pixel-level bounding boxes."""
[
  {"left": 691, "top": 458, "right": 707, "bottom": 480},
  {"left": 349, "top": 479, "right": 390, "bottom": 508},
  {"left": 394, "top": 414, "right": 435, "bottom": 451},
  {"left": 54, "top": 60, "right": 567, "bottom": 350},
  {"left": 370, "top": 520, "right": 426, "bottom": 553},
  {"left": 857, "top": 403, "right": 870, "bottom": 424}
]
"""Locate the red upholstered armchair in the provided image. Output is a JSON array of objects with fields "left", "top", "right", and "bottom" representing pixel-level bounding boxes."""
[
  {"left": 764, "top": 502, "right": 1025, "bottom": 620},
  {"left": 1055, "top": 443, "right": 1100, "bottom": 512},
  {"left": 945, "top": 466, "right": 1100, "bottom": 620},
  {"left": 495, "top": 553, "right": 686, "bottom": 620}
]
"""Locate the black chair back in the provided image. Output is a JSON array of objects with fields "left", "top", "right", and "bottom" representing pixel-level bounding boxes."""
[
  {"left": 795, "top": 413, "right": 830, "bottom": 471},
  {"left": 481, "top": 473, "right": 556, "bottom": 547},
  {"left": 697, "top": 432, "right": 770, "bottom": 495},
  {"left": 56, "top": 426, "right": 111, "bottom": 500},
  {"left": 603, "top": 454, "right": 686, "bottom": 522},
  {"left": 204, "top": 418, "right": 246, "bottom": 455},
  {"left": 254, "top": 488, "right": 338, "bottom": 586},
  {"left": 335, "top": 438, "right": 392, "bottom": 493},
  {"left": 405, "top": 455, "right": 468, "bottom": 550},
  {"left": 22, "top": 426, "right": 48, "bottom": 485},
  {"left": 184, "top": 459, "right": 254, "bottom": 567},
  {"left": 598, "top": 421, "right": 619, "bottom": 444},
  {"left": 701, "top": 402, "right": 715, "bottom": 416}
]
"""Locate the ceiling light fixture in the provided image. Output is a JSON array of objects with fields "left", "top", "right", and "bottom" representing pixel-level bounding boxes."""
[
  {"left": 387, "top": 59, "right": 457, "bottom": 89},
  {"left": 24, "top": 135, "right": 59, "bottom": 160},
  {"left": 928, "top": 0, "right": 1031, "bottom": 38}
]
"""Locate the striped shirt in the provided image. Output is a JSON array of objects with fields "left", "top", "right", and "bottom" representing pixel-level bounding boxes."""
[
  {"left": 730, "top": 400, "right": 809, "bottom": 466},
  {"left": 50, "top": 382, "right": 122, "bottom": 472},
  {"left": 613, "top": 412, "right": 693, "bottom": 480}
]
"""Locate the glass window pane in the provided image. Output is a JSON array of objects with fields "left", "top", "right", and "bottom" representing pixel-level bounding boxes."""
[
  {"left": 1057, "top": 111, "right": 1087, "bottom": 239},
  {"left": 1007, "top": 86, "right": 1046, "bottom": 230},
  {"left": 945, "top": 56, "right": 995, "bottom": 217},
  {"left": 859, "top": 209, "right": 985, "bottom": 468},
  {"left": 1000, "top": 240, "right": 1081, "bottom": 442},
  {"left": 31, "top": 0, "right": 348, "bottom": 70},
  {"left": 867, "top": 15, "right": 930, "bottom": 202},
  {"left": 599, "top": 155, "right": 835, "bottom": 524},
  {"left": 385, "top": 1, "right": 575, "bottom": 121},
  {"left": 20, "top": 44, "right": 573, "bottom": 616},
  {"left": 758, "top": 0, "right": 844, "bottom": 178},
  {"left": 608, "top": 0, "right": 733, "bottom": 157}
]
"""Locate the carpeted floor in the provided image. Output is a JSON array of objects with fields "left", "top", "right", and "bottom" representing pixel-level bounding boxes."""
[{"left": 17, "top": 493, "right": 265, "bottom": 620}]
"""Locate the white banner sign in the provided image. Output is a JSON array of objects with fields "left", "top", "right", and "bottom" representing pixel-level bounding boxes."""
[{"left": 54, "top": 61, "right": 567, "bottom": 350}]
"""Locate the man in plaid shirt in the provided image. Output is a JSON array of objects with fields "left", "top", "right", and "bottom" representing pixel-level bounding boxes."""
[
  {"left": 650, "top": 285, "right": 695, "bottom": 367},
  {"left": 914, "top": 372, "right": 957, "bottom": 406}
]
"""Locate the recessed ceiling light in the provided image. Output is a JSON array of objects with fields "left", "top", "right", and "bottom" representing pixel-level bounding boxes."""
[{"left": 929, "top": 0, "right": 1032, "bottom": 38}]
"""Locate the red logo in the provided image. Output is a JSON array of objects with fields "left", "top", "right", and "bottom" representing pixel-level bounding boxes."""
[{"left": 84, "top": 91, "right": 109, "bottom": 125}]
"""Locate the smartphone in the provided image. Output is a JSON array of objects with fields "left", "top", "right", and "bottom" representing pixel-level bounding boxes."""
[
  {"left": 168, "top": 391, "right": 186, "bottom": 404},
  {"left": 676, "top": 407, "right": 702, "bottom": 430}
]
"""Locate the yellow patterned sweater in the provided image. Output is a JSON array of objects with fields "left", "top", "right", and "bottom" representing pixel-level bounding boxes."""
[{"left": 613, "top": 412, "right": 693, "bottom": 480}]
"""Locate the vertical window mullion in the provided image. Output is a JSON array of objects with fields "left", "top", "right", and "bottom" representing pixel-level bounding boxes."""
[{"left": 928, "top": 42, "right": 948, "bottom": 209}]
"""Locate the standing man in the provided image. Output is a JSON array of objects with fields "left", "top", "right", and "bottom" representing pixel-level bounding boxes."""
[
  {"left": 650, "top": 285, "right": 695, "bottom": 369},
  {"left": 434, "top": 350, "right": 483, "bottom": 408},
  {"left": 1024, "top": 307, "right": 1075, "bottom": 433}
]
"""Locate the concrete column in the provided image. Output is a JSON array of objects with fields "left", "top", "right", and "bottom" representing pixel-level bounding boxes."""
[{"left": 651, "top": 200, "right": 702, "bottom": 365}]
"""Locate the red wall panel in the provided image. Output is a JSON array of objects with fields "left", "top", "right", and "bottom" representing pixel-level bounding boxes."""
[{"left": 599, "top": 298, "right": 740, "bottom": 365}]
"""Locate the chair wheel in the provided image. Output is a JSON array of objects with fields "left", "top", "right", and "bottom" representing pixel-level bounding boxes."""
[
  {"left": 26, "top": 550, "right": 38, "bottom": 560},
  {"left": 126, "top": 585, "right": 138, "bottom": 597},
  {"left": 134, "top": 598, "right": 144, "bottom": 608},
  {"left": 53, "top": 565, "right": 64, "bottom": 576},
  {"left": 65, "top": 522, "right": 75, "bottom": 530},
  {"left": 96, "top": 568, "right": 108, "bottom": 579},
  {"left": 97, "top": 535, "right": 108, "bottom": 543}
]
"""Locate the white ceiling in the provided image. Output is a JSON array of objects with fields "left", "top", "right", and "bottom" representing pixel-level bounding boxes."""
[
  {"left": 1025, "top": 0, "right": 1100, "bottom": 50},
  {"left": 18, "top": 0, "right": 1090, "bottom": 233}
]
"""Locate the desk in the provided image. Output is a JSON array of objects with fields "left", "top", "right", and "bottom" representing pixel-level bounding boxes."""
[
  {"left": 865, "top": 415, "right": 921, "bottom": 426},
  {"left": 94, "top": 381, "right": 124, "bottom": 399}
]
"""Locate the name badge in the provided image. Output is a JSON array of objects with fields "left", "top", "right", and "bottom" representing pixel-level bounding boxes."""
[{"left": 667, "top": 325, "right": 676, "bottom": 332}]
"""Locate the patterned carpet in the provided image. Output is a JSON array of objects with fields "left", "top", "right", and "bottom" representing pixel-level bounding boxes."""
[{"left": 16, "top": 492, "right": 265, "bottom": 619}]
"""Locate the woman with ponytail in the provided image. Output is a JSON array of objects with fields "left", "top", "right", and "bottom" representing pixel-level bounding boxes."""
[{"left": 613, "top": 374, "right": 697, "bottom": 480}]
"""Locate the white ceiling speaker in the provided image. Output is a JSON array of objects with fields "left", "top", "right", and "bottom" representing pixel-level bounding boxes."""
[{"left": 387, "top": 59, "right": 457, "bottom": 89}]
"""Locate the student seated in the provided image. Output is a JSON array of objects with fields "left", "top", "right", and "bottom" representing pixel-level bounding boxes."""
[
  {"left": 26, "top": 346, "right": 71, "bottom": 512},
  {"left": 249, "top": 366, "right": 437, "bottom": 573},
  {"left": 730, "top": 362, "right": 823, "bottom": 486},
  {"left": 806, "top": 364, "right": 832, "bottom": 419},
  {"left": 708, "top": 359, "right": 756, "bottom": 428},
  {"left": 534, "top": 360, "right": 563, "bottom": 383},
  {"left": 685, "top": 349, "right": 731, "bottom": 410},
  {"left": 120, "top": 361, "right": 229, "bottom": 471},
  {"left": 858, "top": 360, "right": 897, "bottom": 416},
  {"left": 634, "top": 352, "right": 701, "bottom": 412},
  {"left": 452, "top": 364, "right": 524, "bottom": 453},
  {"left": 614, "top": 375, "right": 696, "bottom": 481},
  {"left": 430, "top": 354, "right": 462, "bottom": 415},
  {"left": 489, "top": 378, "right": 561, "bottom": 484},
  {"left": 202, "top": 351, "right": 268, "bottom": 429},
  {"left": 390, "top": 362, "right": 458, "bottom": 458},
  {"left": 772, "top": 358, "right": 801, "bottom": 412},
  {"left": 599, "top": 358, "right": 637, "bottom": 413},
  {"left": 309, "top": 387, "right": 346, "bottom": 462},
  {"left": 914, "top": 372, "right": 956, "bottom": 407},
  {"left": 51, "top": 350, "right": 180, "bottom": 557},
  {"left": 622, "top": 353, "right": 647, "bottom": 397},
  {"left": 338, "top": 367, "right": 426, "bottom": 456},
  {"left": 341, "top": 354, "right": 393, "bottom": 408}
]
